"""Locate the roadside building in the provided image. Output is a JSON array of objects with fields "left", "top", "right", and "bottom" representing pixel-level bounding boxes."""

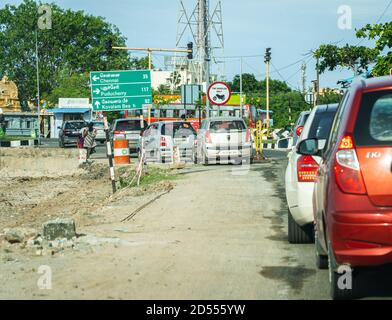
[{"left": 52, "top": 98, "right": 92, "bottom": 138}]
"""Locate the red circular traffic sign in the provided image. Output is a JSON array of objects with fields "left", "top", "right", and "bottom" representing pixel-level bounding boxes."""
[
  {"left": 390, "top": 68, "right": 392, "bottom": 76},
  {"left": 207, "top": 82, "right": 232, "bottom": 106}
]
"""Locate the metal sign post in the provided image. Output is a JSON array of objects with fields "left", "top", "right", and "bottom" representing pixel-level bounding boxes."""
[{"left": 104, "top": 117, "right": 116, "bottom": 194}]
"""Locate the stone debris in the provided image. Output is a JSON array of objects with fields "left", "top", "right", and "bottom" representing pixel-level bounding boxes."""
[
  {"left": 43, "top": 218, "right": 76, "bottom": 240},
  {"left": 4, "top": 227, "right": 37, "bottom": 244}
]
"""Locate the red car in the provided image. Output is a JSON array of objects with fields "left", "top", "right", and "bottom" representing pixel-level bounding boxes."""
[{"left": 298, "top": 76, "right": 392, "bottom": 299}]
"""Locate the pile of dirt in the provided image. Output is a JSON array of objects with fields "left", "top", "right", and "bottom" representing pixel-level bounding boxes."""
[
  {"left": 0, "top": 147, "right": 81, "bottom": 178},
  {"left": 0, "top": 160, "right": 112, "bottom": 232}
]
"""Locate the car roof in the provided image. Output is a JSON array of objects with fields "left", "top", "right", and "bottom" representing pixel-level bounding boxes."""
[
  {"left": 64, "top": 120, "right": 85, "bottom": 123},
  {"left": 157, "top": 120, "right": 191, "bottom": 124},
  {"left": 314, "top": 103, "right": 339, "bottom": 113},
  {"left": 115, "top": 118, "right": 146, "bottom": 121},
  {"left": 352, "top": 76, "right": 392, "bottom": 91}
]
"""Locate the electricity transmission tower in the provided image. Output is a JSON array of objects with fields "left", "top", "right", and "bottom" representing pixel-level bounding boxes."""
[{"left": 175, "top": 0, "right": 225, "bottom": 87}]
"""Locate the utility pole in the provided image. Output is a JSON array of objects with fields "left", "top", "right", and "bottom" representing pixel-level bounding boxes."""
[
  {"left": 35, "top": 30, "right": 41, "bottom": 145},
  {"left": 315, "top": 56, "right": 320, "bottom": 107},
  {"left": 264, "top": 48, "right": 271, "bottom": 130},
  {"left": 204, "top": 0, "right": 211, "bottom": 119},
  {"left": 301, "top": 63, "right": 307, "bottom": 95},
  {"left": 240, "top": 57, "right": 243, "bottom": 118}
]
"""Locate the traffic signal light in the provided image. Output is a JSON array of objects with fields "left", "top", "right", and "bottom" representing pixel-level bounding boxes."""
[
  {"left": 187, "top": 42, "right": 193, "bottom": 60},
  {"left": 106, "top": 39, "right": 113, "bottom": 56},
  {"left": 264, "top": 47, "right": 271, "bottom": 63}
]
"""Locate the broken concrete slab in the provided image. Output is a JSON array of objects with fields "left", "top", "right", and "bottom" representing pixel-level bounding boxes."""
[{"left": 43, "top": 218, "right": 76, "bottom": 241}]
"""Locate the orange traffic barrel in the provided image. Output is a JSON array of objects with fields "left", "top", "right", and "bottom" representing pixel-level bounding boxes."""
[{"left": 113, "top": 139, "right": 130, "bottom": 165}]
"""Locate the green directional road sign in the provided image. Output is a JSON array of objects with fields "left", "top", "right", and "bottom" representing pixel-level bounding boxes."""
[{"left": 90, "top": 70, "right": 152, "bottom": 111}]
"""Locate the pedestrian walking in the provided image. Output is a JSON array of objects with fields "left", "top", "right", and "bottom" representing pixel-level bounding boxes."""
[{"left": 82, "top": 122, "right": 97, "bottom": 160}]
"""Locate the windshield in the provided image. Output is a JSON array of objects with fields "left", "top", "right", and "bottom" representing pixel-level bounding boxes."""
[
  {"left": 115, "top": 120, "right": 147, "bottom": 131},
  {"left": 64, "top": 122, "right": 86, "bottom": 130},
  {"left": 209, "top": 120, "right": 246, "bottom": 132},
  {"left": 161, "top": 122, "right": 196, "bottom": 138},
  {"left": 93, "top": 122, "right": 104, "bottom": 128}
]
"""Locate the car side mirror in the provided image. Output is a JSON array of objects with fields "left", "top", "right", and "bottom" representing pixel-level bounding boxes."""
[{"left": 298, "top": 138, "right": 319, "bottom": 155}]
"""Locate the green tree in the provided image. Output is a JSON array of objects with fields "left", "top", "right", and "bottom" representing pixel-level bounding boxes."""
[
  {"left": 357, "top": 22, "right": 392, "bottom": 76},
  {"left": 317, "top": 89, "right": 343, "bottom": 105},
  {"left": 0, "top": 0, "right": 131, "bottom": 105},
  {"left": 314, "top": 44, "right": 377, "bottom": 75},
  {"left": 46, "top": 70, "right": 90, "bottom": 106}
]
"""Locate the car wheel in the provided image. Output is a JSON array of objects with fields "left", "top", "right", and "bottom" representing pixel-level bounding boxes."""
[
  {"left": 328, "top": 241, "right": 354, "bottom": 300},
  {"left": 288, "top": 209, "right": 314, "bottom": 244},
  {"left": 315, "top": 229, "right": 328, "bottom": 269}
]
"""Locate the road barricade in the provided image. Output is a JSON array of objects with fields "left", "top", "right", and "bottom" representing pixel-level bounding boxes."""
[{"left": 113, "top": 139, "right": 130, "bottom": 165}]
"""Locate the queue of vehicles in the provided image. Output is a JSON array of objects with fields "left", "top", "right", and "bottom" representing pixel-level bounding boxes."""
[{"left": 285, "top": 76, "right": 392, "bottom": 300}]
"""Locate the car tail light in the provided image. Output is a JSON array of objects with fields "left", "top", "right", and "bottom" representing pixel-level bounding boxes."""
[
  {"left": 297, "top": 155, "right": 319, "bottom": 182},
  {"left": 296, "top": 126, "right": 304, "bottom": 137},
  {"left": 245, "top": 129, "right": 251, "bottom": 142},
  {"left": 114, "top": 130, "right": 125, "bottom": 135},
  {"left": 334, "top": 134, "right": 366, "bottom": 194},
  {"left": 160, "top": 136, "right": 167, "bottom": 147},
  {"left": 205, "top": 130, "right": 212, "bottom": 144}
]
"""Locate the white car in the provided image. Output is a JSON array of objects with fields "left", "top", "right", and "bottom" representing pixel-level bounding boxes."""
[
  {"left": 92, "top": 121, "right": 106, "bottom": 143},
  {"left": 141, "top": 121, "right": 197, "bottom": 163},
  {"left": 285, "top": 104, "right": 338, "bottom": 243},
  {"left": 195, "top": 117, "right": 252, "bottom": 165}
]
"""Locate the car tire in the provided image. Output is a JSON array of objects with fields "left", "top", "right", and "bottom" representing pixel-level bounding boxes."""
[
  {"left": 288, "top": 209, "right": 314, "bottom": 244},
  {"left": 328, "top": 241, "right": 354, "bottom": 300},
  {"left": 315, "top": 229, "right": 328, "bottom": 269}
]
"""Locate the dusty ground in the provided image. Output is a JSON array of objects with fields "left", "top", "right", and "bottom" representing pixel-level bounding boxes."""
[{"left": 1, "top": 148, "right": 392, "bottom": 300}]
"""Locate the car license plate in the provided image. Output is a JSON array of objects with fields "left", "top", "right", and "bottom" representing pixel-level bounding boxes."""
[
  {"left": 219, "top": 150, "right": 238, "bottom": 156},
  {"left": 174, "top": 138, "right": 187, "bottom": 144},
  {"left": 126, "top": 134, "right": 138, "bottom": 140}
]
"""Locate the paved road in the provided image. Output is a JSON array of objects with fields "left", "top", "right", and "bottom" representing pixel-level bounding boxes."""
[{"left": 3, "top": 143, "right": 391, "bottom": 299}]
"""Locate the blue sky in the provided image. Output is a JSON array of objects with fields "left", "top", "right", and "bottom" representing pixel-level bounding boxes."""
[{"left": 2, "top": 0, "right": 391, "bottom": 89}]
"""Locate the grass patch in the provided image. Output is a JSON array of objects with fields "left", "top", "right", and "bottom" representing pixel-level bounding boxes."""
[
  {"left": 0, "top": 135, "right": 33, "bottom": 141},
  {"left": 118, "top": 166, "right": 179, "bottom": 189}
]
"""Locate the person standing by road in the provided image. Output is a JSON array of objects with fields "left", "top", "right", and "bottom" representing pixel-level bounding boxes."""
[{"left": 82, "top": 122, "right": 97, "bottom": 160}]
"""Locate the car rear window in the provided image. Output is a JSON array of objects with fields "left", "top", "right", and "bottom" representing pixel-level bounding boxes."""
[
  {"left": 354, "top": 90, "right": 392, "bottom": 146},
  {"left": 308, "top": 111, "right": 336, "bottom": 140},
  {"left": 299, "top": 113, "right": 310, "bottom": 126},
  {"left": 209, "top": 120, "right": 246, "bottom": 132},
  {"left": 93, "top": 122, "right": 104, "bottom": 128},
  {"left": 161, "top": 122, "right": 196, "bottom": 137},
  {"left": 115, "top": 120, "right": 147, "bottom": 131},
  {"left": 65, "top": 122, "right": 85, "bottom": 130}
]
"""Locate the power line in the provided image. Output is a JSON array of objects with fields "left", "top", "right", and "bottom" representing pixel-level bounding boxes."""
[{"left": 356, "top": 0, "right": 392, "bottom": 45}]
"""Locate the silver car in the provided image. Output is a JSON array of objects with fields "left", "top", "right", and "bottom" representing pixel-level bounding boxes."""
[
  {"left": 111, "top": 118, "right": 148, "bottom": 152},
  {"left": 195, "top": 117, "right": 252, "bottom": 165},
  {"left": 141, "top": 121, "right": 197, "bottom": 163},
  {"left": 92, "top": 121, "right": 106, "bottom": 143}
]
